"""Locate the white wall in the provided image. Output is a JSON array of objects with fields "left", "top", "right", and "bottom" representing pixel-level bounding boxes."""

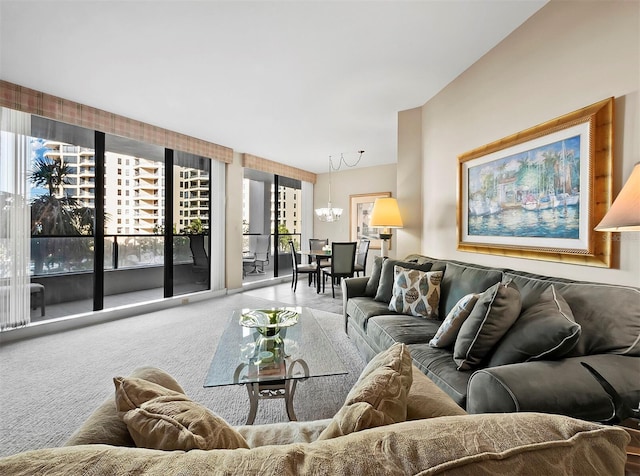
[
  {"left": 417, "top": 0, "right": 639, "bottom": 287},
  {"left": 314, "top": 163, "right": 398, "bottom": 268}
]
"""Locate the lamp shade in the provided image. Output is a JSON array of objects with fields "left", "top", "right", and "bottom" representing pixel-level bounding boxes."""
[
  {"left": 370, "top": 198, "right": 403, "bottom": 228},
  {"left": 595, "top": 162, "right": 640, "bottom": 232}
]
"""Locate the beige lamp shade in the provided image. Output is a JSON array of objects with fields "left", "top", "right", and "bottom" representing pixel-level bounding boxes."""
[
  {"left": 370, "top": 198, "right": 403, "bottom": 228},
  {"left": 595, "top": 162, "right": 640, "bottom": 232}
]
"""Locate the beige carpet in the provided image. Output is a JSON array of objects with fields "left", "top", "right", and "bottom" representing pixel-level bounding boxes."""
[{"left": 0, "top": 293, "right": 365, "bottom": 457}]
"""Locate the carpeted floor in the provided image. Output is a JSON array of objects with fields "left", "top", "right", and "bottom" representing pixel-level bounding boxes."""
[{"left": 0, "top": 293, "right": 365, "bottom": 458}]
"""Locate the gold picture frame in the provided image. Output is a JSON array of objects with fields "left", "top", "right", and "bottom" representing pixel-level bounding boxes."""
[
  {"left": 350, "top": 192, "right": 391, "bottom": 250},
  {"left": 457, "top": 97, "right": 614, "bottom": 267}
]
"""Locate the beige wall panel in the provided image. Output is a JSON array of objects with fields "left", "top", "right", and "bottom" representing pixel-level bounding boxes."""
[
  {"left": 420, "top": 0, "right": 639, "bottom": 286},
  {"left": 314, "top": 163, "right": 398, "bottom": 264},
  {"left": 225, "top": 152, "right": 244, "bottom": 290},
  {"left": 397, "top": 107, "right": 423, "bottom": 258}
]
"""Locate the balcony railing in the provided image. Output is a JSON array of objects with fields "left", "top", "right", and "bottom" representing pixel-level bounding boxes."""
[{"left": 20, "top": 234, "right": 200, "bottom": 278}]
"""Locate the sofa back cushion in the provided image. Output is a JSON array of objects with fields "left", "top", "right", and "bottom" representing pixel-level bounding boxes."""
[
  {"left": 374, "top": 259, "right": 432, "bottom": 303},
  {"left": 6, "top": 414, "right": 629, "bottom": 475},
  {"left": 505, "top": 271, "right": 640, "bottom": 357},
  {"left": 364, "top": 256, "right": 386, "bottom": 296},
  {"left": 440, "top": 262, "right": 503, "bottom": 318}
]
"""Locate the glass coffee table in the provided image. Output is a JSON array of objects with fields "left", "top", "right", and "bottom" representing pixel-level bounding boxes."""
[{"left": 204, "top": 307, "right": 347, "bottom": 424}]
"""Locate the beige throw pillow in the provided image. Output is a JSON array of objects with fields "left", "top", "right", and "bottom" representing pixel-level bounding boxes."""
[
  {"left": 388, "top": 266, "right": 442, "bottom": 318},
  {"left": 318, "top": 343, "right": 413, "bottom": 440},
  {"left": 429, "top": 293, "right": 479, "bottom": 348},
  {"left": 114, "top": 376, "right": 248, "bottom": 451}
]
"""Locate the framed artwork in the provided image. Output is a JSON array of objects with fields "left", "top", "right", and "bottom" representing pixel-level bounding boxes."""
[
  {"left": 457, "top": 98, "right": 614, "bottom": 267},
  {"left": 350, "top": 192, "right": 391, "bottom": 250}
]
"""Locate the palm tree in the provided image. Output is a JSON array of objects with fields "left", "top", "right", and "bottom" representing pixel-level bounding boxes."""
[
  {"left": 29, "top": 157, "right": 94, "bottom": 236},
  {"left": 29, "top": 157, "right": 71, "bottom": 197},
  {"left": 29, "top": 156, "right": 95, "bottom": 274}
]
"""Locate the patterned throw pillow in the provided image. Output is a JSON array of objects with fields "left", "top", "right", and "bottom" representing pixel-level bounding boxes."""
[
  {"left": 429, "top": 293, "right": 479, "bottom": 348},
  {"left": 388, "top": 266, "right": 443, "bottom": 318}
]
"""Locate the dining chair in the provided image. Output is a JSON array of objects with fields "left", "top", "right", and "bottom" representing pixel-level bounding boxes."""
[
  {"left": 322, "top": 242, "right": 357, "bottom": 298},
  {"left": 289, "top": 240, "right": 316, "bottom": 292},
  {"left": 309, "top": 238, "right": 331, "bottom": 272},
  {"left": 354, "top": 239, "right": 370, "bottom": 277},
  {"left": 253, "top": 235, "right": 271, "bottom": 274},
  {"left": 189, "top": 234, "right": 209, "bottom": 283}
]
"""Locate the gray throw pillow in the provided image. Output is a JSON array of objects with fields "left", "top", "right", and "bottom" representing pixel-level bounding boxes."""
[
  {"left": 488, "top": 285, "right": 581, "bottom": 367},
  {"left": 453, "top": 280, "right": 522, "bottom": 371},
  {"left": 365, "top": 256, "right": 387, "bottom": 297},
  {"left": 374, "top": 259, "right": 433, "bottom": 303}
]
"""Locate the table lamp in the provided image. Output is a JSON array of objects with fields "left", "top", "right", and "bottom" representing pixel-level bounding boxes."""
[
  {"left": 370, "top": 197, "right": 403, "bottom": 257},
  {"left": 595, "top": 162, "right": 640, "bottom": 231}
]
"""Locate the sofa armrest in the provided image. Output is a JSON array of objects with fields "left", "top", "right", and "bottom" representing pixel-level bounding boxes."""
[
  {"left": 341, "top": 276, "right": 370, "bottom": 323},
  {"left": 467, "top": 354, "right": 640, "bottom": 422}
]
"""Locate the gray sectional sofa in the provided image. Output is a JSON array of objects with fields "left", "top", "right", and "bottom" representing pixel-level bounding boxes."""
[{"left": 342, "top": 254, "right": 640, "bottom": 422}]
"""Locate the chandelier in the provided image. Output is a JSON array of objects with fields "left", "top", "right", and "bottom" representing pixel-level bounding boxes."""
[{"left": 315, "top": 150, "right": 365, "bottom": 222}]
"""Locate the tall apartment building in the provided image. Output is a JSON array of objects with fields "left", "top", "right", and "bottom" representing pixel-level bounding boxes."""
[{"left": 41, "top": 140, "right": 207, "bottom": 235}]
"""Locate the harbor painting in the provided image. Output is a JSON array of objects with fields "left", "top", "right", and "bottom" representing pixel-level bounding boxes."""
[
  {"left": 467, "top": 135, "right": 581, "bottom": 240},
  {"left": 457, "top": 98, "right": 614, "bottom": 267}
]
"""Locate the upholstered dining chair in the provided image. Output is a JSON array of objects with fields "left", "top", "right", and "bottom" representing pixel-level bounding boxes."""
[
  {"left": 354, "top": 239, "right": 370, "bottom": 277},
  {"left": 253, "top": 235, "right": 271, "bottom": 274},
  {"left": 189, "top": 234, "right": 209, "bottom": 283},
  {"left": 322, "top": 242, "right": 357, "bottom": 298},
  {"left": 289, "top": 240, "right": 316, "bottom": 292},
  {"left": 308, "top": 238, "right": 330, "bottom": 264}
]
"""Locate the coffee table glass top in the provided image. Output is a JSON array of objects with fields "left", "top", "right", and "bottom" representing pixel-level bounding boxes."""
[{"left": 204, "top": 307, "right": 347, "bottom": 387}]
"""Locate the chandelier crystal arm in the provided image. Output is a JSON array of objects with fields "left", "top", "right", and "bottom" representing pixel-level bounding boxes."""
[{"left": 315, "top": 150, "right": 364, "bottom": 222}]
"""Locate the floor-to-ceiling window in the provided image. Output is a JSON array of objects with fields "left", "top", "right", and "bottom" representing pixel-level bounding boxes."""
[
  {"left": 173, "top": 151, "right": 211, "bottom": 295},
  {"left": 29, "top": 117, "right": 96, "bottom": 318},
  {"left": 242, "top": 169, "right": 302, "bottom": 283},
  {"left": 0, "top": 110, "right": 221, "bottom": 329}
]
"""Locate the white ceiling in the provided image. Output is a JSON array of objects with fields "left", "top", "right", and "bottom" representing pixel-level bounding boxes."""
[{"left": 1, "top": 1, "right": 547, "bottom": 174}]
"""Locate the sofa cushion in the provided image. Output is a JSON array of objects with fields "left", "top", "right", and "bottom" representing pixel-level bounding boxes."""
[
  {"left": 316, "top": 402, "right": 394, "bottom": 440},
  {"left": 318, "top": 343, "right": 413, "bottom": 440},
  {"left": 114, "top": 377, "right": 181, "bottom": 412},
  {"left": 406, "top": 364, "right": 467, "bottom": 420},
  {"left": 114, "top": 377, "right": 248, "bottom": 451},
  {"left": 364, "top": 255, "right": 386, "bottom": 297},
  {"left": 489, "top": 285, "right": 581, "bottom": 366},
  {"left": 65, "top": 367, "right": 186, "bottom": 447},
  {"left": 367, "top": 314, "right": 441, "bottom": 350},
  {"left": 439, "top": 262, "right": 503, "bottom": 319},
  {"left": 346, "top": 297, "right": 398, "bottom": 331},
  {"left": 453, "top": 281, "right": 522, "bottom": 371},
  {"left": 429, "top": 293, "right": 480, "bottom": 348},
  {"left": 409, "top": 344, "right": 473, "bottom": 407},
  {"left": 388, "top": 266, "right": 442, "bottom": 318},
  {"left": 506, "top": 271, "right": 640, "bottom": 357},
  {"left": 374, "top": 259, "right": 432, "bottom": 303},
  {"left": 0, "top": 415, "right": 629, "bottom": 475}
]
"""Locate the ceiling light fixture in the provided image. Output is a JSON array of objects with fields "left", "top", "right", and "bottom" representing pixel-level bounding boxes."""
[{"left": 315, "top": 150, "right": 365, "bottom": 222}]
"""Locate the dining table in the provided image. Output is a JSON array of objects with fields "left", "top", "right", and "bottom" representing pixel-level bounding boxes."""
[{"left": 298, "top": 249, "right": 332, "bottom": 293}]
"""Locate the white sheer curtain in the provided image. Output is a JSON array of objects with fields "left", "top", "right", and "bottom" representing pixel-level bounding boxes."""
[{"left": 0, "top": 107, "right": 32, "bottom": 330}]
